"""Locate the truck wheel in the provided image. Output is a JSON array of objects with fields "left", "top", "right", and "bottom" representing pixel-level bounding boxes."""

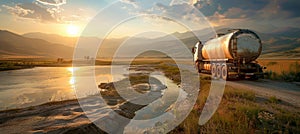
[
  {"left": 221, "top": 65, "right": 228, "bottom": 80},
  {"left": 211, "top": 64, "right": 216, "bottom": 77},
  {"left": 216, "top": 65, "right": 222, "bottom": 79}
]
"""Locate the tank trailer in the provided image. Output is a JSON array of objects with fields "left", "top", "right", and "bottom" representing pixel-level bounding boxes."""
[{"left": 192, "top": 29, "right": 265, "bottom": 80}]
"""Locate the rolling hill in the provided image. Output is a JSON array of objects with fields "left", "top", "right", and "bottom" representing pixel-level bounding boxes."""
[
  {"left": 23, "top": 32, "right": 77, "bottom": 48},
  {"left": 0, "top": 30, "right": 73, "bottom": 59},
  {"left": 1, "top": 27, "right": 299, "bottom": 59},
  {"left": 257, "top": 28, "right": 300, "bottom": 58}
]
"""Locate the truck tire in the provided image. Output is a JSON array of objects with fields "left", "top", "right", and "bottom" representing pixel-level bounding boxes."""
[
  {"left": 211, "top": 64, "right": 217, "bottom": 77},
  {"left": 221, "top": 65, "right": 228, "bottom": 80},
  {"left": 216, "top": 65, "right": 222, "bottom": 79}
]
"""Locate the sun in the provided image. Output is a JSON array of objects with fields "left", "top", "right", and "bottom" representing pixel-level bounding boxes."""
[{"left": 66, "top": 24, "right": 80, "bottom": 36}]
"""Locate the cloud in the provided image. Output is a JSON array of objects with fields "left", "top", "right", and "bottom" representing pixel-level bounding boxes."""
[
  {"left": 1, "top": 0, "right": 89, "bottom": 23},
  {"left": 278, "top": 0, "right": 300, "bottom": 17},
  {"left": 170, "top": 0, "right": 198, "bottom": 6},
  {"left": 169, "top": 0, "right": 183, "bottom": 6},
  {"left": 154, "top": 3, "right": 194, "bottom": 18},
  {"left": 154, "top": 3, "right": 168, "bottom": 11},
  {"left": 145, "top": 2, "right": 211, "bottom": 31},
  {"left": 2, "top": 4, "right": 34, "bottom": 17},
  {"left": 2, "top": 2, "right": 60, "bottom": 23},
  {"left": 36, "top": 0, "right": 67, "bottom": 6},
  {"left": 132, "top": 2, "right": 209, "bottom": 27},
  {"left": 195, "top": 0, "right": 300, "bottom": 32},
  {"left": 223, "top": 0, "right": 295, "bottom": 20},
  {"left": 195, "top": 0, "right": 269, "bottom": 16},
  {"left": 120, "top": 0, "right": 139, "bottom": 9},
  {"left": 223, "top": 7, "right": 253, "bottom": 19},
  {"left": 208, "top": 11, "right": 249, "bottom": 27},
  {"left": 257, "top": 0, "right": 293, "bottom": 20}
]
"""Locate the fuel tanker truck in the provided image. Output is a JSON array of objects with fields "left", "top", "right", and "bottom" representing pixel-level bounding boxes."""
[{"left": 192, "top": 29, "right": 264, "bottom": 80}]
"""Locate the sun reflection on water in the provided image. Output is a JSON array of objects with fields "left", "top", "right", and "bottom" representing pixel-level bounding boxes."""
[
  {"left": 67, "top": 67, "right": 77, "bottom": 90},
  {"left": 67, "top": 67, "right": 78, "bottom": 74}
]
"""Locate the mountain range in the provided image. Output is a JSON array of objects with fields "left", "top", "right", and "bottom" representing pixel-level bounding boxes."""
[
  {"left": 257, "top": 28, "right": 300, "bottom": 58},
  {"left": 0, "top": 30, "right": 73, "bottom": 59},
  {"left": 0, "top": 27, "right": 299, "bottom": 59}
]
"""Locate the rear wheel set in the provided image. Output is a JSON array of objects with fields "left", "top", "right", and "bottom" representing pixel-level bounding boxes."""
[
  {"left": 221, "top": 64, "right": 228, "bottom": 80},
  {"left": 211, "top": 64, "right": 217, "bottom": 78},
  {"left": 211, "top": 63, "right": 227, "bottom": 80}
]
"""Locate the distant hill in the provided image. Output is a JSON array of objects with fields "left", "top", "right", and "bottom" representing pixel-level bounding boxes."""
[
  {"left": 0, "top": 30, "right": 73, "bottom": 59},
  {"left": 22, "top": 32, "right": 126, "bottom": 58},
  {"left": 23, "top": 32, "right": 101, "bottom": 48},
  {"left": 257, "top": 29, "right": 300, "bottom": 58},
  {"left": 2, "top": 27, "right": 299, "bottom": 59},
  {"left": 23, "top": 32, "right": 77, "bottom": 47},
  {"left": 22, "top": 29, "right": 215, "bottom": 58}
]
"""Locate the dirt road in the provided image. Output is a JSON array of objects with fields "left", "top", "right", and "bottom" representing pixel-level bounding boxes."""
[
  {"left": 225, "top": 79, "right": 300, "bottom": 107},
  {"left": 178, "top": 64, "right": 300, "bottom": 107}
]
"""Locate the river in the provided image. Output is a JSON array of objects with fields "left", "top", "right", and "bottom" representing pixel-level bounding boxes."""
[{"left": 0, "top": 66, "right": 126, "bottom": 110}]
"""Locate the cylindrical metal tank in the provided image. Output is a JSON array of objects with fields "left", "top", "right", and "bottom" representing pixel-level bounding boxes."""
[{"left": 201, "top": 29, "right": 262, "bottom": 63}]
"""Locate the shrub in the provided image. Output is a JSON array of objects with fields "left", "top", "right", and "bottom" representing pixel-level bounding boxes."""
[
  {"left": 264, "top": 70, "right": 278, "bottom": 80},
  {"left": 268, "top": 96, "right": 281, "bottom": 104}
]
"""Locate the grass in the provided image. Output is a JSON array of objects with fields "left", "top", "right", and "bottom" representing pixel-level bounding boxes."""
[
  {"left": 1, "top": 58, "right": 299, "bottom": 133},
  {"left": 170, "top": 83, "right": 264, "bottom": 133},
  {"left": 158, "top": 63, "right": 181, "bottom": 84},
  {"left": 258, "top": 59, "right": 300, "bottom": 82},
  {"left": 169, "top": 80, "right": 300, "bottom": 133},
  {"left": 129, "top": 74, "right": 150, "bottom": 85},
  {"left": 154, "top": 63, "right": 300, "bottom": 133},
  {"left": 0, "top": 59, "right": 73, "bottom": 71},
  {"left": 268, "top": 96, "right": 281, "bottom": 104},
  {"left": 0, "top": 61, "right": 34, "bottom": 71}
]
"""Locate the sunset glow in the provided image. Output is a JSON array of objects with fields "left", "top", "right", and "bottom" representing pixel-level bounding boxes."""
[
  {"left": 66, "top": 24, "right": 80, "bottom": 37},
  {"left": 0, "top": 0, "right": 299, "bottom": 133}
]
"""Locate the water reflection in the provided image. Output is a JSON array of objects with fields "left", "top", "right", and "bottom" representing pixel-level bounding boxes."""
[
  {"left": 0, "top": 66, "right": 126, "bottom": 110},
  {"left": 67, "top": 67, "right": 76, "bottom": 90},
  {"left": 236, "top": 33, "right": 261, "bottom": 62}
]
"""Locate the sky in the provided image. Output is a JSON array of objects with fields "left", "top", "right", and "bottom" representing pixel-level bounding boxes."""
[{"left": 0, "top": 0, "right": 299, "bottom": 38}]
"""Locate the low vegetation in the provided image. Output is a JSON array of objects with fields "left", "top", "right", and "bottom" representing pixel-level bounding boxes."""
[
  {"left": 263, "top": 61, "right": 300, "bottom": 82},
  {"left": 268, "top": 96, "right": 281, "bottom": 104},
  {"left": 0, "top": 59, "right": 73, "bottom": 71},
  {"left": 0, "top": 61, "right": 34, "bottom": 71},
  {"left": 1, "top": 58, "right": 299, "bottom": 133},
  {"left": 156, "top": 63, "right": 300, "bottom": 133},
  {"left": 158, "top": 63, "right": 181, "bottom": 84}
]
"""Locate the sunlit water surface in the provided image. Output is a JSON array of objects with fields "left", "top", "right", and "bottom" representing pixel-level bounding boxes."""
[
  {"left": 0, "top": 66, "right": 189, "bottom": 132},
  {"left": 0, "top": 66, "right": 126, "bottom": 110}
]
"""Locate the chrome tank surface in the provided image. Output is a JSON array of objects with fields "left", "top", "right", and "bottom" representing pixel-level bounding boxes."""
[
  {"left": 201, "top": 29, "right": 262, "bottom": 63},
  {"left": 235, "top": 32, "right": 261, "bottom": 62},
  {"left": 202, "top": 32, "right": 234, "bottom": 60}
]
